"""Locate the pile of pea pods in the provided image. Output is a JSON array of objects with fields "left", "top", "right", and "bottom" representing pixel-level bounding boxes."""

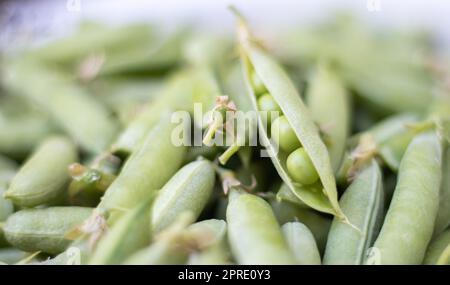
[{"left": 0, "top": 11, "right": 450, "bottom": 265}]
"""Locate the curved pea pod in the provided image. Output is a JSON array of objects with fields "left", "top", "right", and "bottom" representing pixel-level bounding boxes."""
[
  {"left": 4, "top": 136, "right": 77, "bottom": 207},
  {"left": 434, "top": 147, "right": 450, "bottom": 235},
  {"left": 356, "top": 113, "right": 421, "bottom": 171},
  {"left": 235, "top": 17, "right": 346, "bottom": 221},
  {"left": 89, "top": 196, "right": 154, "bottom": 265},
  {"left": 282, "top": 222, "right": 321, "bottom": 265},
  {"left": 323, "top": 160, "right": 384, "bottom": 265},
  {"left": 227, "top": 190, "right": 296, "bottom": 265},
  {"left": 152, "top": 160, "right": 215, "bottom": 233},
  {"left": 270, "top": 200, "right": 331, "bottom": 254},
  {"left": 3, "top": 207, "right": 92, "bottom": 254},
  {"left": 424, "top": 229, "right": 450, "bottom": 265},
  {"left": 98, "top": 114, "right": 186, "bottom": 223},
  {"left": 3, "top": 60, "right": 119, "bottom": 154},
  {"left": 306, "top": 63, "right": 350, "bottom": 173},
  {"left": 368, "top": 132, "right": 442, "bottom": 265}
]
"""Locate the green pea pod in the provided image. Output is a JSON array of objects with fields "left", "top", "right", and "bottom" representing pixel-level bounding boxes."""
[
  {"left": 423, "top": 228, "right": 450, "bottom": 265},
  {"left": 3, "top": 207, "right": 92, "bottom": 254},
  {"left": 368, "top": 132, "right": 442, "bottom": 265},
  {"left": 282, "top": 222, "right": 321, "bottom": 265},
  {"left": 4, "top": 136, "right": 77, "bottom": 207},
  {"left": 354, "top": 113, "right": 421, "bottom": 171},
  {"left": 89, "top": 196, "right": 155, "bottom": 265},
  {"left": 41, "top": 238, "right": 89, "bottom": 265},
  {"left": 184, "top": 145, "right": 220, "bottom": 163},
  {"left": 270, "top": 200, "right": 331, "bottom": 254},
  {"left": 434, "top": 147, "right": 450, "bottom": 235},
  {"left": 122, "top": 239, "right": 188, "bottom": 265},
  {"left": 306, "top": 63, "right": 350, "bottom": 173},
  {"left": 111, "top": 67, "right": 218, "bottom": 156},
  {"left": 276, "top": 182, "right": 307, "bottom": 208},
  {"left": 98, "top": 114, "right": 186, "bottom": 223},
  {"left": 0, "top": 248, "right": 28, "bottom": 265},
  {"left": 25, "top": 23, "right": 154, "bottom": 68},
  {"left": 3, "top": 60, "right": 119, "bottom": 154},
  {"left": 324, "top": 160, "right": 384, "bottom": 265},
  {"left": 227, "top": 189, "right": 296, "bottom": 265},
  {"left": 235, "top": 16, "right": 345, "bottom": 220},
  {"left": 152, "top": 160, "right": 215, "bottom": 233},
  {"left": 0, "top": 111, "right": 57, "bottom": 159}
]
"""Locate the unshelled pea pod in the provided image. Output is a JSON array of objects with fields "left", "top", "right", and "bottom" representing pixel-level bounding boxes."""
[
  {"left": 89, "top": 196, "right": 154, "bottom": 265},
  {"left": 434, "top": 147, "right": 450, "bottom": 235},
  {"left": 4, "top": 136, "right": 77, "bottom": 207},
  {"left": 368, "top": 132, "right": 442, "bottom": 265},
  {"left": 270, "top": 199, "right": 331, "bottom": 254},
  {"left": 227, "top": 189, "right": 296, "bottom": 265},
  {"left": 152, "top": 160, "right": 215, "bottom": 233},
  {"left": 306, "top": 63, "right": 350, "bottom": 173},
  {"left": 354, "top": 113, "right": 421, "bottom": 171},
  {"left": 0, "top": 111, "right": 57, "bottom": 159},
  {"left": 282, "top": 222, "right": 321, "bottom": 265},
  {"left": 234, "top": 14, "right": 346, "bottom": 221},
  {"left": 324, "top": 160, "right": 384, "bottom": 265},
  {"left": 3, "top": 207, "right": 92, "bottom": 254},
  {"left": 98, "top": 114, "right": 186, "bottom": 223},
  {"left": 3, "top": 60, "right": 119, "bottom": 154},
  {"left": 423, "top": 228, "right": 450, "bottom": 265}
]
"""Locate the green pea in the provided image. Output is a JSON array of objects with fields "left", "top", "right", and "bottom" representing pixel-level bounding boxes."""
[
  {"left": 423, "top": 228, "right": 450, "bottom": 265},
  {"left": 4, "top": 136, "right": 78, "bottom": 207},
  {"left": 3, "top": 207, "right": 92, "bottom": 254},
  {"left": 271, "top": 115, "right": 301, "bottom": 153},
  {"left": 257, "top": 93, "right": 282, "bottom": 121},
  {"left": 152, "top": 160, "right": 215, "bottom": 233},
  {"left": 282, "top": 222, "right": 321, "bottom": 265},
  {"left": 368, "top": 132, "right": 442, "bottom": 265},
  {"left": 226, "top": 190, "right": 296, "bottom": 265},
  {"left": 89, "top": 196, "right": 154, "bottom": 265},
  {"left": 250, "top": 70, "right": 267, "bottom": 95},
  {"left": 286, "top": 148, "right": 319, "bottom": 185}
]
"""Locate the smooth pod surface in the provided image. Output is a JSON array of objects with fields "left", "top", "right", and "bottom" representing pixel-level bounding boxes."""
[
  {"left": 282, "top": 222, "right": 321, "bottom": 265},
  {"left": 227, "top": 190, "right": 296, "bottom": 265},
  {"left": 424, "top": 228, "right": 450, "bottom": 265},
  {"left": 368, "top": 132, "right": 442, "bottom": 265},
  {"left": 324, "top": 160, "right": 384, "bottom": 265},
  {"left": 5, "top": 136, "right": 78, "bottom": 207},
  {"left": 306, "top": 64, "right": 350, "bottom": 173},
  {"left": 434, "top": 148, "right": 450, "bottom": 235},
  {"left": 4, "top": 207, "right": 92, "bottom": 254}
]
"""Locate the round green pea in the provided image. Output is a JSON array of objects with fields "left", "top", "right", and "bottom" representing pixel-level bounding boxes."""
[
  {"left": 287, "top": 148, "right": 319, "bottom": 185},
  {"left": 271, "top": 116, "right": 301, "bottom": 153},
  {"left": 251, "top": 71, "right": 267, "bottom": 96},
  {"left": 257, "top": 93, "right": 282, "bottom": 123}
]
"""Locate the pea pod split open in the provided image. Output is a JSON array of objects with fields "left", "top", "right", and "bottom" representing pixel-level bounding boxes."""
[{"left": 235, "top": 15, "right": 347, "bottom": 221}]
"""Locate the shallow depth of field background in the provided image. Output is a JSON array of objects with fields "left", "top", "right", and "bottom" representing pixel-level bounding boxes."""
[{"left": 1, "top": 0, "right": 449, "bottom": 51}]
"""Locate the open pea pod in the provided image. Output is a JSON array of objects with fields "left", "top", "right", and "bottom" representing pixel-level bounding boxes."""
[{"left": 235, "top": 16, "right": 346, "bottom": 220}]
